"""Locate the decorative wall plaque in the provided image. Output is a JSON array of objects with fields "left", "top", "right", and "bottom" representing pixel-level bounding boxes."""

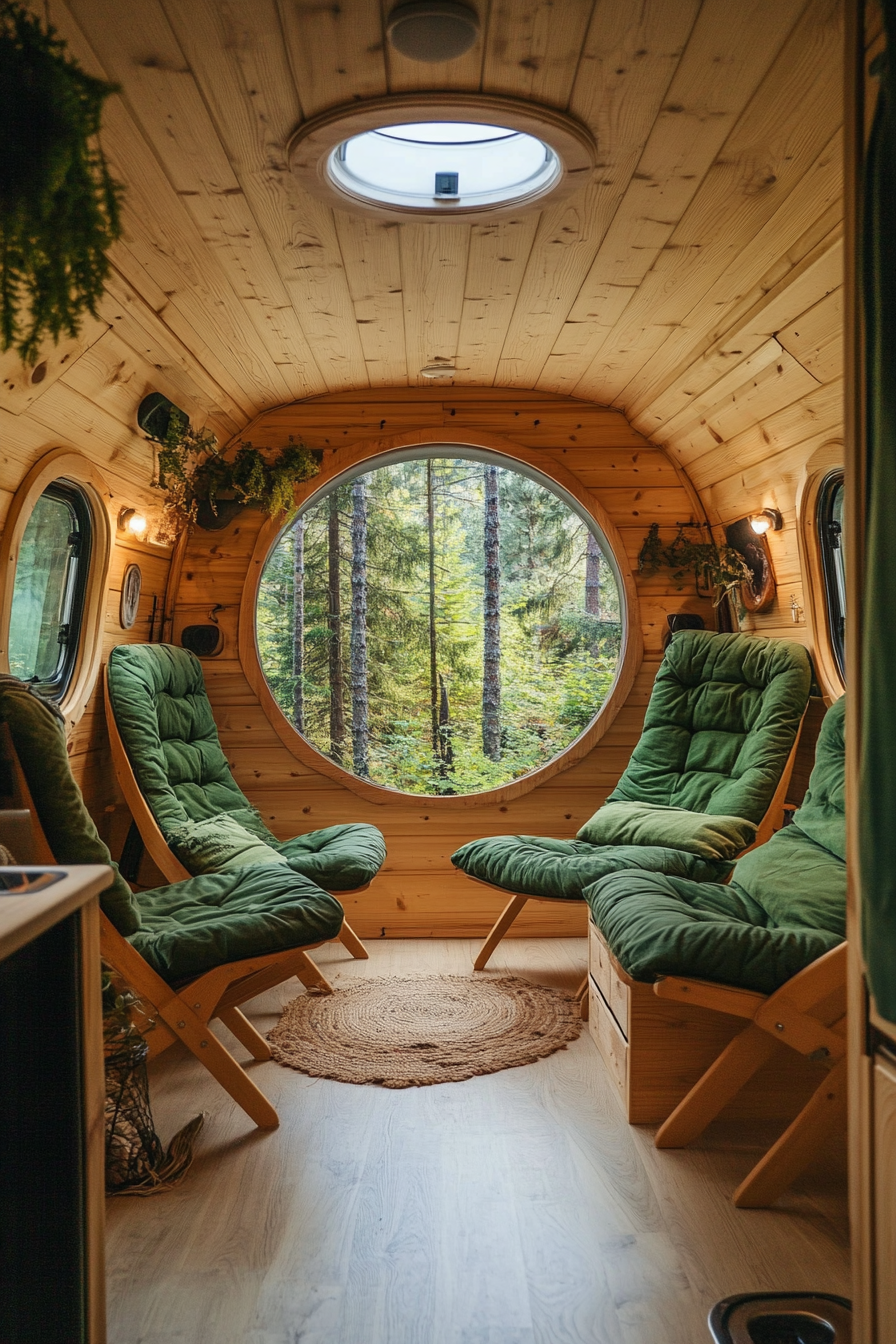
[{"left": 119, "top": 563, "right": 142, "bottom": 630}]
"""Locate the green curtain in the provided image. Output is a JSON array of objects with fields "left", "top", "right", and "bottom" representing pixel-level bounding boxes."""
[{"left": 861, "top": 14, "right": 896, "bottom": 1023}]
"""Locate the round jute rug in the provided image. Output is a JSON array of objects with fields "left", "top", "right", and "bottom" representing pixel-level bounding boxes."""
[{"left": 268, "top": 974, "right": 583, "bottom": 1088}]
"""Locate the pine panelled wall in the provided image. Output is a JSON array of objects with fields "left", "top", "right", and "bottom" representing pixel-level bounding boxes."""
[
  {"left": 166, "top": 388, "right": 711, "bottom": 938},
  {"left": 0, "top": 0, "right": 845, "bottom": 916}
]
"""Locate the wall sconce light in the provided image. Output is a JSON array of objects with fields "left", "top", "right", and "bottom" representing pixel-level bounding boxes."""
[
  {"left": 749, "top": 507, "right": 784, "bottom": 536},
  {"left": 725, "top": 515, "right": 777, "bottom": 613},
  {"left": 118, "top": 507, "right": 148, "bottom": 537}
]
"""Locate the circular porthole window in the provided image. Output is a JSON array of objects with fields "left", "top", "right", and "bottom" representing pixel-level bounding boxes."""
[
  {"left": 288, "top": 95, "right": 596, "bottom": 222},
  {"left": 329, "top": 122, "right": 560, "bottom": 212},
  {"left": 256, "top": 451, "right": 624, "bottom": 798}
]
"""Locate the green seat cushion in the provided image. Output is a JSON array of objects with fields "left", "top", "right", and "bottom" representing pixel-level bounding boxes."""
[
  {"left": 277, "top": 824, "right": 387, "bottom": 890},
  {"left": 576, "top": 800, "right": 756, "bottom": 860},
  {"left": 607, "top": 630, "right": 812, "bottom": 823},
  {"left": 584, "top": 698, "right": 847, "bottom": 993},
  {"left": 168, "top": 814, "right": 291, "bottom": 874},
  {"left": 0, "top": 677, "right": 141, "bottom": 934},
  {"left": 451, "top": 834, "right": 732, "bottom": 900},
  {"left": 107, "top": 644, "right": 387, "bottom": 890},
  {"left": 130, "top": 866, "right": 345, "bottom": 982},
  {"left": 585, "top": 869, "right": 842, "bottom": 996},
  {"left": 788, "top": 694, "right": 846, "bottom": 861},
  {"left": 107, "top": 644, "right": 273, "bottom": 836}
]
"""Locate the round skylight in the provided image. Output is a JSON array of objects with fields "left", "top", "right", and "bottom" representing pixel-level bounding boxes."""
[
  {"left": 329, "top": 121, "right": 560, "bottom": 212},
  {"left": 288, "top": 94, "right": 596, "bottom": 222}
]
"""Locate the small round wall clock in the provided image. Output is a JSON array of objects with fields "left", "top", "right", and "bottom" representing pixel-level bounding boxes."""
[{"left": 120, "top": 563, "right": 142, "bottom": 630}]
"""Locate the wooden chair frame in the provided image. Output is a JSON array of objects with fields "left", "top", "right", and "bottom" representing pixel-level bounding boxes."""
[
  {"left": 653, "top": 940, "right": 847, "bottom": 1207},
  {"left": 470, "top": 713, "right": 803, "bottom": 973},
  {"left": 0, "top": 722, "right": 335, "bottom": 1129},
  {"left": 103, "top": 664, "right": 369, "bottom": 961}
]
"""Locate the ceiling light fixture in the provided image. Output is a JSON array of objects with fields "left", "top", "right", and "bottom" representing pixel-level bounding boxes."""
[
  {"left": 387, "top": 1, "right": 480, "bottom": 63},
  {"left": 749, "top": 508, "right": 784, "bottom": 536},
  {"left": 420, "top": 364, "right": 456, "bottom": 379}
]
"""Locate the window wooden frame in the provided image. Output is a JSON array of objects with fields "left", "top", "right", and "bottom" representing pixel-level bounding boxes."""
[
  {"left": 0, "top": 449, "right": 113, "bottom": 732},
  {"left": 795, "top": 440, "right": 846, "bottom": 702}
]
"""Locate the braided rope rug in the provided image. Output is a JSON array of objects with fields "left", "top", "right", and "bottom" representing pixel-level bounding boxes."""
[{"left": 268, "top": 974, "right": 583, "bottom": 1088}]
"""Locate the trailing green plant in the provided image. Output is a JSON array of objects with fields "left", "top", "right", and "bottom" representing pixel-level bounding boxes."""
[
  {"left": 153, "top": 409, "right": 319, "bottom": 536},
  {"left": 638, "top": 521, "right": 751, "bottom": 606},
  {"left": 0, "top": 1, "right": 123, "bottom": 363}
]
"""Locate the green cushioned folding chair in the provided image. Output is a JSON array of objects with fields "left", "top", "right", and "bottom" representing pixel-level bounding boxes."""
[
  {"left": 105, "top": 643, "right": 387, "bottom": 961},
  {"left": 453, "top": 630, "right": 812, "bottom": 974},
  {"left": 585, "top": 696, "right": 847, "bottom": 1208},
  {"left": 0, "top": 677, "right": 346, "bottom": 1129}
]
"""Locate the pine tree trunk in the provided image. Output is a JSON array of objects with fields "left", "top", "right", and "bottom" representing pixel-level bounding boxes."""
[
  {"left": 292, "top": 515, "right": 305, "bottom": 734},
  {"left": 586, "top": 531, "right": 602, "bottom": 656},
  {"left": 586, "top": 531, "right": 602, "bottom": 615},
  {"left": 350, "top": 476, "right": 370, "bottom": 777},
  {"left": 327, "top": 492, "right": 346, "bottom": 763},
  {"left": 482, "top": 464, "right": 501, "bottom": 761},
  {"left": 427, "top": 460, "right": 439, "bottom": 759}
]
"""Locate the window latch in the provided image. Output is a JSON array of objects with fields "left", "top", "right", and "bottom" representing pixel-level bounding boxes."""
[
  {"left": 67, "top": 531, "right": 81, "bottom": 555},
  {"left": 826, "top": 519, "right": 841, "bottom": 549},
  {"left": 58, "top": 623, "right": 70, "bottom": 646}
]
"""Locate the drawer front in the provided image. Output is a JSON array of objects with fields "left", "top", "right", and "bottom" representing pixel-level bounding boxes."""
[
  {"left": 588, "top": 975, "right": 628, "bottom": 1104},
  {"left": 588, "top": 920, "right": 630, "bottom": 1038}
]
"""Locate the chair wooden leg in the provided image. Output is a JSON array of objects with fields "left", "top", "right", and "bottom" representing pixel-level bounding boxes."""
[
  {"left": 473, "top": 894, "right": 529, "bottom": 971},
  {"left": 338, "top": 919, "right": 369, "bottom": 960},
  {"left": 732, "top": 1057, "right": 848, "bottom": 1208},
  {"left": 574, "top": 974, "right": 589, "bottom": 1021},
  {"left": 291, "top": 950, "right": 335, "bottom": 995},
  {"left": 185, "top": 1024, "right": 279, "bottom": 1128},
  {"left": 217, "top": 1006, "right": 273, "bottom": 1061},
  {"left": 655, "top": 1024, "right": 779, "bottom": 1149}
]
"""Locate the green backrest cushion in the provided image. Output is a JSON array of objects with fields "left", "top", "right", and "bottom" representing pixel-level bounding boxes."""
[
  {"left": 607, "top": 630, "right": 812, "bottom": 823},
  {"left": 168, "top": 814, "right": 289, "bottom": 874},
  {"left": 576, "top": 801, "right": 757, "bottom": 860},
  {"left": 106, "top": 644, "right": 278, "bottom": 844},
  {"left": 0, "top": 678, "right": 141, "bottom": 934},
  {"left": 729, "top": 696, "right": 846, "bottom": 936}
]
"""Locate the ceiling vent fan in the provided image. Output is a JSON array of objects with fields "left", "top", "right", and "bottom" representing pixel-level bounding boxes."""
[{"left": 386, "top": 1, "right": 480, "bottom": 63}]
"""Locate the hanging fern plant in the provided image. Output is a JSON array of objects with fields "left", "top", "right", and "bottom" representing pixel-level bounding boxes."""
[{"left": 0, "top": 1, "right": 123, "bottom": 363}]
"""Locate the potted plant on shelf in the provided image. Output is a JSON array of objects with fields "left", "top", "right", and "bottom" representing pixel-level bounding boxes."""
[
  {"left": 638, "top": 521, "right": 752, "bottom": 610},
  {"left": 148, "top": 401, "right": 321, "bottom": 537},
  {"left": 0, "top": 1, "right": 123, "bottom": 363}
]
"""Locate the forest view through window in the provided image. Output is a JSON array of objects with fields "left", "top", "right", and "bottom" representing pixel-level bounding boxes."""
[{"left": 257, "top": 455, "right": 622, "bottom": 796}]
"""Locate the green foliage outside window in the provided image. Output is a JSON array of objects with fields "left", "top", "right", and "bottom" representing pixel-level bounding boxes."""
[{"left": 257, "top": 457, "right": 622, "bottom": 797}]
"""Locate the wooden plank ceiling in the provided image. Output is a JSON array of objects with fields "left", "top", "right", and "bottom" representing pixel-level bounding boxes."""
[{"left": 44, "top": 0, "right": 842, "bottom": 473}]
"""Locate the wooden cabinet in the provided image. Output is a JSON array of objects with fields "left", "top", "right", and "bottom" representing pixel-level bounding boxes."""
[
  {"left": 0, "top": 865, "right": 110, "bottom": 1344},
  {"left": 873, "top": 1051, "right": 896, "bottom": 1339}
]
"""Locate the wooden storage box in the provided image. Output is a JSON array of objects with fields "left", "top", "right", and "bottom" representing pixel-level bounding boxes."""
[{"left": 587, "top": 918, "right": 827, "bottom": 1126}]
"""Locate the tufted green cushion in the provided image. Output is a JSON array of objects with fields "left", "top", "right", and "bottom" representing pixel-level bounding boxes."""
[
  {"left": 452, "top": 632, "right": 810, "bottom": 902},
  {"left": 0, "top": 678, "right": 141, "bottom": 934},
  {"left": 451, "top": 835, "right": 731, "bottom": 900},
  {"left": 130, "top": 866, "right": 345, "bottom": 982},
  {"left": 586, "top": 868, "right": 841, "bottom": 996},
  {"left": 584, "top": 698, "right": 846, "bottom": 994},
  {"left": 106, "top": 644, "right": 386, "bottom": 890},
  {"left": 607, "top": 630, "right": 812, "bottom": 822},
  {"left": 278, "top": 824, "right": 388, "bottom": 891},
  {"left": 167, "top": 814, "right": 291, "bottom": 874},
  {"left": 576, "top": 801, "right": 756, "bottom": 860},
  {"left": 106, "top": 644, "right": 272, "bottom": 835}
]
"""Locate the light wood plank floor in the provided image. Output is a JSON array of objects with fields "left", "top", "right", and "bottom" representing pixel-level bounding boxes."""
[{"left": 106, "top": 939, "right": 850, "bottom": 1344}]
